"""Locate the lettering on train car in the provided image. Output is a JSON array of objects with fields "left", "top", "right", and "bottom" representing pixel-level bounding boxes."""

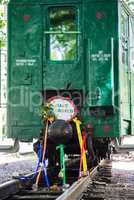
[
  {"left": 90, "top": 51, "right": 111, "bottom": 62},
  {"left": 16, "top": 59, "right": 36, "bottom": 66}
]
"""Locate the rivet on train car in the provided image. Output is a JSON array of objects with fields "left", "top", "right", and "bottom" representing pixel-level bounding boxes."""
[
  {"left": 103, "top": 125, "right": 110, "bottom": 133},
  {"left": 23, "top": 15, "right": 30, "bottom": 22}
]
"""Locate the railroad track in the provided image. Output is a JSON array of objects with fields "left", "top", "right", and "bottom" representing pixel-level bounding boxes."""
[
  {"left": 80, "top": 152, "right": 134, "bottom": 200},
  {"left": 0, "top": 159, "right": 99, "bottom": 200},
  {"left": 0, "top": 174, "right": 94, "bottom": 200},
  {"left": 2, "top": 151, "right": 134, "bottom": 200}
]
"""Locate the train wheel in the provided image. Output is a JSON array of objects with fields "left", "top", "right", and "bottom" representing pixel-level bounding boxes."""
[
  {"left": 12, "top": 139, "right": 20, "bottom": 152},
  {"left": 0, "top": 138, "right": 19, "bottom": 153}
]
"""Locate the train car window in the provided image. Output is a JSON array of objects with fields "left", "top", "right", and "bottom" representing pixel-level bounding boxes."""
[
  {"left": 47, "top": 7, "right": 78, "bottom": 61},
  {"left": 121, "top": 10, "right": 129, "bottom": 66},
  {"left": 129, "top": 17, "right": 134, "bottom": 72}
]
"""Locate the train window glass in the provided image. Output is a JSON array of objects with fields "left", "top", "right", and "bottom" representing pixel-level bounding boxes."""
[
  {"left": 130, "top": 18, "right": 134, "bottom": 72},
  {"left": 48, "top": 7, "right": 77, "bottom": 61},
  {"left": 121, "top": 10, "right": 129, "bottom": 66},
  {"left": 121, "top": 15, "right": 128, "bottom": 37}
]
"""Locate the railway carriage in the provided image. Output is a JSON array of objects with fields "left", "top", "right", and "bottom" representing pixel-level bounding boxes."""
[{"left": 7, "top": 0, "right": 134, "bottom": 160}]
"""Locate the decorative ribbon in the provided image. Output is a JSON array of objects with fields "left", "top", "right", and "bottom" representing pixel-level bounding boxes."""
[
  {"left": 79, "top": 134, "right": 87, "bottom": 178},
  {"left": 73, "top": 118, "right": 88, "bottom": 177},
  {"left": 56, "top": 144, "right": 66, "bottom": 185},
  {"left": 17, "top": 143, "right": 49, "bottom": 187},
  {"left": 43, "top": 159, "right": 50, "bottom": 187},
  {"left": 35, "top": 120, "right": 50, "bottom": 187}
]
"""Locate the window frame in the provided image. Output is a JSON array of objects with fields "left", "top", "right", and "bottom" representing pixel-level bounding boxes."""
[
  {"left": 121, "top": 9, "right": 129, "bottom": 67},
  {"left": 45, "top": 5, "right": 80, "bottom": 63}
]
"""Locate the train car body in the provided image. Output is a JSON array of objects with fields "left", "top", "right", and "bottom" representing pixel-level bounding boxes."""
[{"left": 7, "top": 0, "right": 134, "bottom": 147}]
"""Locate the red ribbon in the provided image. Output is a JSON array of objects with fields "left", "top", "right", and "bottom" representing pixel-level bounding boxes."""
[{"left": 79, "top": 133, "right": 87, "bottom": 179}]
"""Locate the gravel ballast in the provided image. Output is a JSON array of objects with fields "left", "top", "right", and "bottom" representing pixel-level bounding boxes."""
[{"left": 0, "top": 152, "right": 37, "bottom": 184}]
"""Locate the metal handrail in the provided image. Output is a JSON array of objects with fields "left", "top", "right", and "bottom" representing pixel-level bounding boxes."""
[{"left": 111, "top": 37, "right": 115, "bottom": 106}]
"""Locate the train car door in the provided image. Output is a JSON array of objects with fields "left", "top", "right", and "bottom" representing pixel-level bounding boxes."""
[
  {"left": 8, "top": 3, "right": 43, "bottom": 139},
  {"left": 129, "top": 16, "right": 134, "bottom": 135},
  {"left": 120, "top": 6, "right": 131, "bottom": 135},
  {"left": 43, "top": 4, "right": 84, "bottom": 93},
  {"left": 84, "top": 0, "right": 118, "bottom": 107}
]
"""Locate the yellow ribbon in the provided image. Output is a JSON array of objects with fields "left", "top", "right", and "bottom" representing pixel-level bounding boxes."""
[{"left": 73, "top": 118, "right": 88, "bottom": 175}]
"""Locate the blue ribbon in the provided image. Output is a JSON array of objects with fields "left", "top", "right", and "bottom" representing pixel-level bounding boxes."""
[
  {"left": 43, "top": 159, "right": 50, "bottom": 187},
  {"left": 17, "top": 143, "right": 50, "bottom": 188}
]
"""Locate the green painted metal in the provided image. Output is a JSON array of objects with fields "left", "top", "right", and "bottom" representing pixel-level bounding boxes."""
[
  {"left": 43, "top": 5, "right": 84, "bottom": 90},
  {"left": 84, "top": 1, "right": 118, "bottom": 106},
  {"left": 7, "top": 4, "right": 43, "bottom": 140},
  {"left": 7, "top": 0, "right": 134, "bottom": 140},
  {"left": 129, "top": 16, "right": 134, "bottom": 136}
]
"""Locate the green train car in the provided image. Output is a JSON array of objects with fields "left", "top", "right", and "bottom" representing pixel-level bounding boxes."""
[{"left": 7, "top": 0, "right": 134, "bottom": 158}]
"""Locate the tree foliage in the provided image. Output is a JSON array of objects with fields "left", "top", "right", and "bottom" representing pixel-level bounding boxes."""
[
  {"left": 0, "top": 13, "right": 6, "bottom": 47},
  {"left": 125, "top": 0, "right": 134, "bottom": 12},
  {"left": 0, "top": 0, "right": 8, "bottom": 48},
  {"left": 49, "top": 7, "right": 77, "bottom": 61}
]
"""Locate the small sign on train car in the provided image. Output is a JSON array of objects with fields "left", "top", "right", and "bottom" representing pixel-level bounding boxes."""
[{"left": 48, "top": 96, "right": 77, "bottom": 121}]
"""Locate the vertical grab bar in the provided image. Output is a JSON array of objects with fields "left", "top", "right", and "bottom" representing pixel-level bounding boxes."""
[{"left": 111, "top": 37, "right": 114, "bottom": 106}]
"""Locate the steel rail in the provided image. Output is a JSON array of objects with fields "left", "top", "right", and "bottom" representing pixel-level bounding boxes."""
[
  {"left": 0, "top": 179, "right": 20, "bottom": 200},
  {"left": 0, "top": 170, "right": 36, "bottom": 200},
  {"left": 56, "top": 164, "right": 99, "bottom": 200},
  {"left": 0, "top": 160, "right": 104, "bottom": 200}
]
